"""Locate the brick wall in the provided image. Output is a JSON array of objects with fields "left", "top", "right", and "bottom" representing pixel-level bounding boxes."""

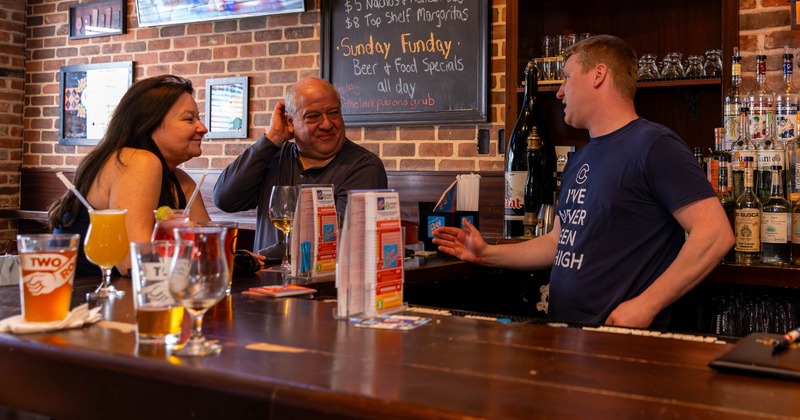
[
  {"left": 0, "top": 0, "right": 25, "bottom": 252},
  {"left": 20, "top": 0, "right": 507, "bottom": 175},
  {"left": 739, "top": 0, "right": 800, "bottom": 89},
  {"left": 7, "top": 0, "right": 800, "bottom": 250}
]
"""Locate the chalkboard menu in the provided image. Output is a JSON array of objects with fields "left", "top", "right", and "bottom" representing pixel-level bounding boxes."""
[{"left": 321, "top": 0, "right": 488, "bottom": 126}]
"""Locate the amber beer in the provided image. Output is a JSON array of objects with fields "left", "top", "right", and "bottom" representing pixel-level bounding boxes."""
[
  {"left": 196, "top": 221, "right": 238, "bottom": 293},
  {"left": 130, "top": 240, "right": 191, "bottom": 344},
  {"left": 17, "top": 234, "right": 80, "bottom": 322},
  {"left": 136, "top": 306, "right": 184, "bottom": 338}
]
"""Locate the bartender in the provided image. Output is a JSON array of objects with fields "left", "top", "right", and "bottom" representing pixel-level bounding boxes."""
[{"left": 433, "top": 35, "right": 734, "bottom": 329}]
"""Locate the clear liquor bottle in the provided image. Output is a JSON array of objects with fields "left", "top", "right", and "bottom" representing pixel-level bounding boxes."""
[
  {"left": 732, "top": 107, "right": 758, "bottom": 200},
  {"left": 505, "top": 61, "right": 538, "bottom": 238},
  {"left": 747, "top": 53, "right": 775, "bottom": 145},
  {"left": 756, "top": 130, "right": 785, "bottom": 204},
  {"left": 717, "top": 155, "right": 736, "bottom": 263},
  {"left": 723, "top": 47, "right": 743, "bottom": 151},
  {"left": 735, "top": 157, "right": 762, "bottom": 264},
  {"left": 775, "top": 47, "right": 799, "bottom": 142},
  {"left": 761, "top": 165, "right": 791, "bottom": 265}
]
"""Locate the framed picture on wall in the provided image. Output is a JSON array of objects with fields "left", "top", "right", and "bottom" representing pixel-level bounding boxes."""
[
  {"left": 68, "top": 0, "right": 126, "bottom": 40},
  {"left": 205, "top": 77, "right": 249, "bottom": 139},
  {"left": 59, "top": 61, "right": 134, "bottom": 146},
  {"left": 135, "top": 0, "right": 305, "bottom": 27}
]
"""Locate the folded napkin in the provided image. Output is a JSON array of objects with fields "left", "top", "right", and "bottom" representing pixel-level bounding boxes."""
[{"left": 0, "top": 303, "right": 102, "bottom": 334}]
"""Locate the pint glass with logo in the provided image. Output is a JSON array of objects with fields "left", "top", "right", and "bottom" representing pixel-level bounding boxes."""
[{"left": 17, "top": 234, "right": 80, "bottom": 322}]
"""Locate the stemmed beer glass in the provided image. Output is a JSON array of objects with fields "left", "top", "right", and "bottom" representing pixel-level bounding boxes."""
[
  {"left": 268, "top": 186, "right": 296, "bottom": 271},
  {"left": 84, "top": 209, "right": 129, "bottom": 299},
  {"left": 169, "top": 227, "right": 229, "bottom": 357}
]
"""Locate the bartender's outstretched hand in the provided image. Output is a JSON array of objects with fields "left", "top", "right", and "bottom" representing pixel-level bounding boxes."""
[
  {"left": 432, "top": 218, "right": 486, "bottom": 264},
  {"left": 265, "top": 101, "right": 293, "bottom": 147}
]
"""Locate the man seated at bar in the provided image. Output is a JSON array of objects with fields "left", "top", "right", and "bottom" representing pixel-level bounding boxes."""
[
  {"left": 433, "top": 35, "right": 734, "bottom": 329},
  {"left": 213, "top": 77, "right": 388, "bottom": 258},
  {"left": 49, "top": 75, "right": 212, "bottom": 276}
]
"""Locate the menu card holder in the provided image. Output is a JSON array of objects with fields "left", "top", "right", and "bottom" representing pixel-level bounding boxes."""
[
  {"left": 290, "top": 185, "right": 338, "bottom": 279},
  {"left": 336, "top": 190, "right": 404, "bottom": 318}
]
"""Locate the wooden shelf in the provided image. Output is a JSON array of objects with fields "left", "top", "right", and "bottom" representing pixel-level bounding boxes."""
[{"left": 518, "top": 77, "right": 722, "bottom": 93}]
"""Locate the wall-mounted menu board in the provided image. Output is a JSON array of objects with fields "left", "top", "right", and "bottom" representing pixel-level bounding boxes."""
[{"left": 321, "top": 0, "right": 488, "bottom": 126}]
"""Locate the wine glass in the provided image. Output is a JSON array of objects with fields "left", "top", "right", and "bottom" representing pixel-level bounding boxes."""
[
  {"left": 169, "top": 227, "right": 229, "bottom": 357},
  {"left": 84, "top": 209, "right": 129, "bottom": 299},
  {"left": 268, "top": 185, "right": 296, "bottom": 271}
]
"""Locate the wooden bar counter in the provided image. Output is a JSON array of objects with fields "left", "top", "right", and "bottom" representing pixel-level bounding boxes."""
[{"left": 2, "top": 263, "right": 800, "bottom": 419}]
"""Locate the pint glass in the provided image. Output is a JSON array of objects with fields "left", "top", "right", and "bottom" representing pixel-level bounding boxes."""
[
  {"left": 17, "top": 234, "right": 80, "bottom": 322},
  {"left": 130, "top": 240, "right": 190, "bottom": 344}
]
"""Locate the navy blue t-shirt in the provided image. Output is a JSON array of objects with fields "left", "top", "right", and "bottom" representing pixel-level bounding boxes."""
[{"left": 549, "top": 118, "right": 715, "bottom": 328}]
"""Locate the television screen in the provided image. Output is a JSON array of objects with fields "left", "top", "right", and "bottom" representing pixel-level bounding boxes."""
[{"left": 136, "top": 0, "right": 305, "bottom": 27}]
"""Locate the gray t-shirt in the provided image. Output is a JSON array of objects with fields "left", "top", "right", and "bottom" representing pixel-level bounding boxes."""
[{"left": 212, "top": 135, "right": 387, "bottom": 257}]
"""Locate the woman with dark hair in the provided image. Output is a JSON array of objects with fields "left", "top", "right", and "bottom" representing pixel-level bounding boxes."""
[{"left": 49, "top": 74, "right": 211, "bottom": 276}]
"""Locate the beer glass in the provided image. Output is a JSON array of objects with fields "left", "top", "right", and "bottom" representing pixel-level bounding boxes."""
[
  {"left": 268, "top": 186, "right": 296, "bottom": 271},
  {"left": 17, "top": 234, "right": 80, "bottom": 322},
  {"left": 170, "top": 227, "right": 229, "bottom": 357},
  {"left": 130, "top": 240, "right": 191, "bottom": 344},
  {"left": 195, "top": 221, "right": 238, "bottom": 294},
  {"left": 84, "top": 209, "right": 128, "bottom": 299}
]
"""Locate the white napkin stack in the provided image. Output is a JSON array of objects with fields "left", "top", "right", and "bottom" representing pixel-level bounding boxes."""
[
  {"left": 0, "top": 303, "right": 102, "bottom": 334},
  {"left": 455, "top": 173, "right": 481, "bottom": 211}
]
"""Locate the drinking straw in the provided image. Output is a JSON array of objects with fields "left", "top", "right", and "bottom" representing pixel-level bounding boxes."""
[
  {"left": 183, "top": 171, "right": 208, "bottom": 215},
  {"left": 55, "top": 171, "right": 94, "bottom": 212}
]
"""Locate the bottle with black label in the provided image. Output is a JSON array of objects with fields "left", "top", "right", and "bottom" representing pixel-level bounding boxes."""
[
  {"left": 524, "top": 126, "right": 544, "bottom": 238},
  {"left": 505, "top": 61, "right": 539, "bottom": 238},
  {"left": 716, "top": 155, "right": 736, "bottom": 263}
]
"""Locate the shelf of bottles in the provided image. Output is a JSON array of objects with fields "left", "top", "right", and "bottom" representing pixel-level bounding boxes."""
[{"left": 517, "top": 76, "right": 722, "bottom": 93}]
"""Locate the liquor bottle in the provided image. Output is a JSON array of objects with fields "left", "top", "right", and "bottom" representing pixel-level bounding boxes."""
[
  {"left": 756, "top": 130, "right": 785, "bottom": 204},
  {"left": 761, "top": 165, "right": 791, "bottom": 265},
  {"left": 792, "top": 193, "right": 800, "bottom": 265},
  {"left": 748, "top": 53, "right": 775, "bottom": 145},
  {"left": 735, "top": 157, "right": 762, "bottom": 264},
  {"left": 775, "top": 47, "right": 799, "bottom": 142},
  {"left": 723, "top": 47, "right": 743, "bottom": 151},
  {"left": 693, "top": 147, "right": 706, "bottom": 174},
  {"left": 708, "top": 127, "right": 732, "bottom": 195},
  {"left": 786, "top": 137, "right": 800, "bottom": 202},
  {"left": 731, "top": 107, "right": 758, "bottom": 200},
  {"left": 505, "top": 61, "right": 538, "bottom": 238},
  {"left": 524, "top": 126, "right": 544, "bottom": 238},
  {"left": 717, "top": 154, "right": 736, "bottom": 263}
]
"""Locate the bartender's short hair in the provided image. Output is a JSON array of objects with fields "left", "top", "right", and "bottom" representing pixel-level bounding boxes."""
[{"left": 563, "top": 34, "right": 637, "bottom": 100}]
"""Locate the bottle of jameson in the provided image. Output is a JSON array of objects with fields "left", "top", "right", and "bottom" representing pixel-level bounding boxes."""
[{"left": 505, "top": 61, "right": 539, "bottom": 238}]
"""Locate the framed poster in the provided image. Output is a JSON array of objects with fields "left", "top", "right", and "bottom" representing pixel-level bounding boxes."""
[
  {"left": 69, "top": 0, "right": 126, "bottom": 40},
  {"left": 135, "top": 0, "right": 305, "bottom": 27},
  {"left": 205, "top": 77, "right": 248, "bottom": 139},
  {"left": 59, "top": 61, "right": 134, "bottom": 146}
]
